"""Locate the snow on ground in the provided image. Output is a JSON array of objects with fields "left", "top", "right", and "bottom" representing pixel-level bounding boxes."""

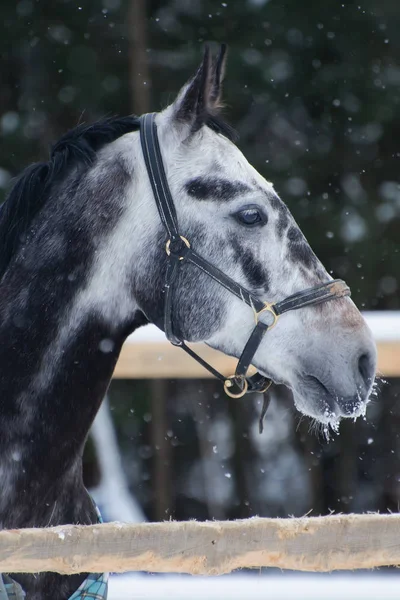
[
  {"left": 361, "top": 311, "right": 400, "bottom": 341},
  {"left": 109, "top": 573, "right": 400, "bottom": 600},
  {"left": 127, "top": 312, "right": 400, "bottom": 344}
]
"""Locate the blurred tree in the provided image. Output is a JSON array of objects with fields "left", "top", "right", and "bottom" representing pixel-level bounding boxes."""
[{"left": 129, "top": 0, "right": 150, "bottom": 113}]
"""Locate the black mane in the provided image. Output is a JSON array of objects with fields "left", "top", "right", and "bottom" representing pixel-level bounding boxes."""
[
  {"left": 0, "top": 113, "right": 236, "bottom": 282},
  {"left": 0, "top": 115, "right": 140, "bottom": 282}
]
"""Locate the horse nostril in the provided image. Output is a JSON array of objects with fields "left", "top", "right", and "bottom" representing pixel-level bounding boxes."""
[{"left": 358, "top": 353, "right": 375, "bottom": 389}]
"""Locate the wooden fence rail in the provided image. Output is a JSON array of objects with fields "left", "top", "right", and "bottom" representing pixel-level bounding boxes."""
[{"left": 1, "top": 514, "right": 400, "bottom": 575}]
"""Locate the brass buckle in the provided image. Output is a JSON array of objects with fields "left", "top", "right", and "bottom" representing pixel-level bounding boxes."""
[
  {"left": 255, "top": 302, "right": 279, "bottom": 328},
  {"left": 224, "top": 377, "right": 248, "bottom": 399},
  {"left": 165, "top": 236, "right": 190, "bottom": 260}
]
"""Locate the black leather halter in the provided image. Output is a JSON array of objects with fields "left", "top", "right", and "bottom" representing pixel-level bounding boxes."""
[{"left": 139, "top": 113, "right": 351, "bottom": 407}]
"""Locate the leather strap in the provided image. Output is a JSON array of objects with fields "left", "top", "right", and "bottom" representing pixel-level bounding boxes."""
[
  {"left": 180, "top": 342, "right": 227, "bottom": 383},
  {"left": 140, "top": 113, "right": 180, "bottom": 241},
  {"left": 185, "top": 249, "right": 265, "bottom": 312},
  {"left": 274, "top": 279, "right": 350, "bottom": 315},
  {"left": 235, "top": 322, "right": 269, "bottom": 378},
  {"left": 163, "top": 255, "right": 182, "bottom": 345}
]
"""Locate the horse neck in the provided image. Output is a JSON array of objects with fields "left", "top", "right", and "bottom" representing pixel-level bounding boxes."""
[{"left": 0, "top": 162, "right": 142, "bottom": 530}]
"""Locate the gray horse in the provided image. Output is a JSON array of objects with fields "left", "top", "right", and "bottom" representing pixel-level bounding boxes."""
[{"left": 0, "top": 47, "right": 375, "bottom": 598}]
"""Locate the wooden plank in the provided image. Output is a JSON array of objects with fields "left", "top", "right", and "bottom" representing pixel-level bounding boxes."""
[
  {"left": 376, "top": 342, "right": 400, "bottom": 377},
  {"left": 113, "top": 342, "right": 236, "bottom": 379},
  {"left": 1, "top": 514, "right": 400, "bottom": 574},
  {"left": 113, "top": 340, "right": 400, "bottom": 378}
]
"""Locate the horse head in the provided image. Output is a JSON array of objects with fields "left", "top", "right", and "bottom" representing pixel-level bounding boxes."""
[{"left": 128, "top": 47, "right": 376, "bottom": 427}]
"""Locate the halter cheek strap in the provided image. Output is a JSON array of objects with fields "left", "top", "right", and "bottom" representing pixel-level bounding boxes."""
[{"left": 139, "top": 113, "right": 351, "bottom": 421}]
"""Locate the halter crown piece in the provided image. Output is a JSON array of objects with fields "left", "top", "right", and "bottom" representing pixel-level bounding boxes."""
[{"left": 139, "top": 113, "right": 350, "bottom": 428}]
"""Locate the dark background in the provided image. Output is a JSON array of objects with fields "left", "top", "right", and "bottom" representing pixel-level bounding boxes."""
[{"left": 1, "top": 0, "right": 400, "bottom": 522}]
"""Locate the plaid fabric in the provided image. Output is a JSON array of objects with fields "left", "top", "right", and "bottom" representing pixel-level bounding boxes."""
[
  {"left": 69, "top": 572, "right": 108, "bottom": 600},
  {"left": 0, "top": 572, "right": 108, "bottom": 600},
  {"left": 0, "top": 503, "right": 108, "bottom": 600},
  {"left": 0, "top": 575, "right": 26, "bottom": 599}
]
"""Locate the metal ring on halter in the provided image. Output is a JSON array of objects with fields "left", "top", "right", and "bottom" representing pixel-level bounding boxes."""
[
  {"left": 165, "top": 236, "right": 190, "bottom": 259},
  {"left": 255, "top": 302, "right": 279, "bottom": 328},
  {"left": 258, "top": 379, "right": 273, "bottom": 394},
  {"left": 224, "top": 377, "right": 248, "bottom": 398}
]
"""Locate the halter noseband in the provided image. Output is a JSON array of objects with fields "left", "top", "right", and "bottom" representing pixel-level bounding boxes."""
[{"left": 139, "top": 113, "right": 350, "bottom": 410}]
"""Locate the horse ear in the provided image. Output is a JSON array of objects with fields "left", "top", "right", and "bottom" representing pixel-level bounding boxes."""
[
  {"left": 209, "top": 43, "right": 227, "bottom": 108},
  {"left": 172, "top": 45, "right": 227, "bottom": 133}
]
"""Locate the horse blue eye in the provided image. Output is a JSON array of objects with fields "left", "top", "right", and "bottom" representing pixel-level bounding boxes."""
[{"left": 236, "top": 208, "right": 264, "bottom": 226}]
